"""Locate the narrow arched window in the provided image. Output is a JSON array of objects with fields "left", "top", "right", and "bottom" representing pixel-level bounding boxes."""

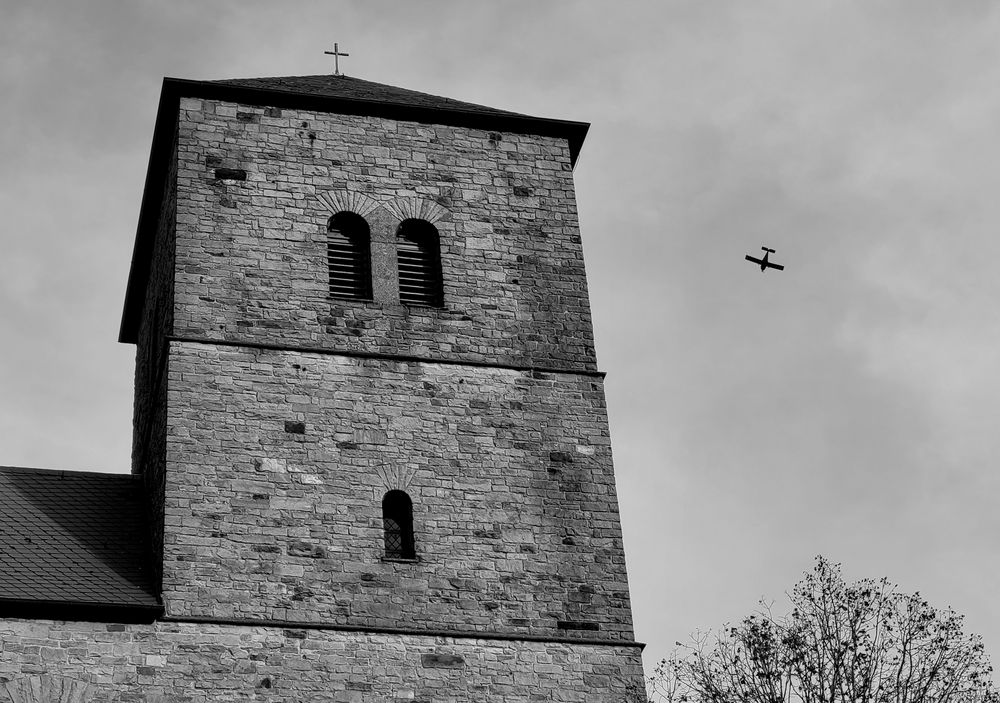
[
  {"left": 327, "top": 212, "right": 372, "bottom": 300},
  {"left": 397, "top": 219, "right": 443, "bottom": 307},
  {"left": 382, "top": 490, "right": 415, "bottom": 559}
]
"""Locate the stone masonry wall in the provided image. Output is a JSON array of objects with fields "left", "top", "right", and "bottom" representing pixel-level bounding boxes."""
[
  {"left": 0, "top": 618, "right": 647, "bottom": 702},
  {"left": 171, "top": 98, "right": 597, "bottom": 370},
  {"left": 162, "top": 341, "right": 634, "bottom": 640}
]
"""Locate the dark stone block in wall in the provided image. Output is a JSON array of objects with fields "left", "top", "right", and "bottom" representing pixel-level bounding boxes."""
[
  {"left": 214, "top": 168, "right": 247, "bottom": 181},
  {"left": 291, "top": 585, "right": 314, "bottom": 601},
  {"left": 556, "top": 620, "right": 600, "bottom": 631},
  {"left": 421, "top": 653, "right": 465, "bottom": 669},
  {"left": 264, "top": 107, "right": 282, "bottom": 118},
  {"left": 513, "top": 186, "right": 534, "bottom": 197},
  {"left": 288, "top": 541, "right": 325, "bottom": 558},
  {"left": 236, "top": 111, "right": 260, "bottom": 123},
  {"left": 549, "top": 451, "right": 574, "bottom": 463},
  {"left": 284, "top": 421, "right": 305, "bottom": 434}
]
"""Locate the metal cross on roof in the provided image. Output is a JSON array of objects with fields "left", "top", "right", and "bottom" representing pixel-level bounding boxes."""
[{"left": 324, "top": 42, "right": 350, "bottom": 76}]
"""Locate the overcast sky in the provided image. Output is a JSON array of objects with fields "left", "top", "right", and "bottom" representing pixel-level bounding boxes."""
[{"left": 3, "top": 0, "right": 999, "bottom": 681}]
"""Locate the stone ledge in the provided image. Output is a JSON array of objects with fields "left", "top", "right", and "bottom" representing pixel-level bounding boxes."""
[
  {"left": 158, "top": 614, "right": 645, "bottom": 650},
  {"left": 167, "top": 335, "right": 606, "bottom": 378}
]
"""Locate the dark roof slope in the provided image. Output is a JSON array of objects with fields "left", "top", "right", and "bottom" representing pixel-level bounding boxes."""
[
  {"left": 211, "top": 74, "right": 532, "bottom": 119},
  {"left": 118, "top": 73, "right": 589, "bottom": 344},
  {"left": 0, "top": 466, "right": 161, "bottom": 621}
]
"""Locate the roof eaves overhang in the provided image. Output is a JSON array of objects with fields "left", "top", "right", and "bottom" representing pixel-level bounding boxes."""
[
  {"left": 0, "top": 597, "right": 164, "bottom": 624},
  {"left": 118, "top": 77, "right": 590, "bottom": 343}
]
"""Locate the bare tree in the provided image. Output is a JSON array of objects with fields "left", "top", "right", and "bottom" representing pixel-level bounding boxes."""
[{"left": 650, "top": 558, "right": 997, "bottom": 703}]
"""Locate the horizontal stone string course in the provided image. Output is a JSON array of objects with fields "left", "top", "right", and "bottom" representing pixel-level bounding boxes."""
[
  {"left": 166, "top": 334, "right": 608, "bottom": 378},
  {"left": 158, "top": 614, "right": 646, "bottom": 649}
]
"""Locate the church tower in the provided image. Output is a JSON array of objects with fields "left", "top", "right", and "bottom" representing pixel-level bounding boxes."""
[{"left": 113, "top": 72, "right": 646, "bottom": 699}]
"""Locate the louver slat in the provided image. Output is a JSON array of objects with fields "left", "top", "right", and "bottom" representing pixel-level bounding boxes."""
[
  {"left": 397, "top": 234, "right": 441, "bottom": 306},
  {"left": 327, "top": 223, "right": 371, "bottom": 300}
]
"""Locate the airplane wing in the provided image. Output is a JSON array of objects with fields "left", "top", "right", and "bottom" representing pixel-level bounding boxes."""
[
  {"left": 745, "top": 255, "right": 764, "bottom": 265},
  {"left": 766, "top": 262, "right": 785, "bottom": 271}
]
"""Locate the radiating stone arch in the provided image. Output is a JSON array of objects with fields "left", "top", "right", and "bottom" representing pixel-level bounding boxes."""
[
  {"left": 3, "top": 675, "right": 92, "bottom": 703},
  {"left": 374, "top": 464, "right": 418, "bottom": 496},
  {"left": 383, "top": 197, "right": 451, "bottom": 225},
  {"left": 317, "top": 190, "right": 381, "bottom": 219}
]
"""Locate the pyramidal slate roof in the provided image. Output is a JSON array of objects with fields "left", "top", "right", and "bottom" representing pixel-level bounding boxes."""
[
  {"left": 210, "top": 74, "right": 534, "bottom": 120},
  {"left": 0, "top": 466, "right": 161, "bottom": 621},
  {"left": 119, "top": 73, "right": 589, "bottom": 344}
]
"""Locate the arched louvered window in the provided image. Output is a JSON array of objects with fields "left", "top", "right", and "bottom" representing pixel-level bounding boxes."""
[
  {"left": 382, "top": 490, "right": 416, "bottom": 560},
  {"left": 327, "top": 212, "right": 372, "bottom": 301},
  {"left": 397, "top": 219, "right": 443, "bottom": 307}
]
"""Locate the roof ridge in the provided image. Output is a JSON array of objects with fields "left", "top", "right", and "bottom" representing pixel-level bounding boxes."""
[{"left": 0, "top": 465, "right": 136, "bottom": 479}]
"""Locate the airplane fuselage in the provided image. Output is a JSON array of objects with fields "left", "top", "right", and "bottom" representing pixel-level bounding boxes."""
[{"left": 745, "top": 246, "right": 784, "bottom": 272}]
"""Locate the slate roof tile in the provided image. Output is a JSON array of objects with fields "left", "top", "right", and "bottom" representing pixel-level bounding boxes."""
[{"left": 0, "top": 466, "right": 160, "bottom": 610}]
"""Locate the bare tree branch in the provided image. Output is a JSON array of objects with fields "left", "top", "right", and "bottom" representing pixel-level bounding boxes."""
[{"left": 649, "top": 558, "right": 998, "bottom": 703}]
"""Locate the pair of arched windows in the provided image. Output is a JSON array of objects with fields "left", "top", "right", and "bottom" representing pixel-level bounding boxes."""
[
  {"left": 382, "top": 490, "right": 415, "bottom": 560},
  {"left": 327, "top": 213, "right": 443, "bottom": 307}
]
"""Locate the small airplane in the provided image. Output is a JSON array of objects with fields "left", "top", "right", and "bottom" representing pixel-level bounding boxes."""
[{"left": 745, "top": 246, "right": 785, "bottom": 272}]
